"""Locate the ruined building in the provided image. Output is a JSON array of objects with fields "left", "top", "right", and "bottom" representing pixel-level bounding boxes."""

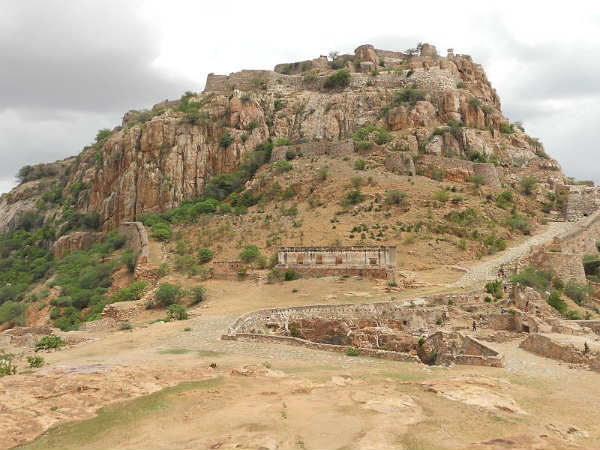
[{"left": 276, "top": 246, "right": 396, "bottom": 280}]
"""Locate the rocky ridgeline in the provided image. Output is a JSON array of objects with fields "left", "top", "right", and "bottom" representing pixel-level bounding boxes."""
[{"left": 0, "top": 42, "right": 584, "bottom": 232}]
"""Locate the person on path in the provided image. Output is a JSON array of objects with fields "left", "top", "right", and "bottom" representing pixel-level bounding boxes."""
[{"left": 472, "top": 320, "right": 477, "bottom": 332}]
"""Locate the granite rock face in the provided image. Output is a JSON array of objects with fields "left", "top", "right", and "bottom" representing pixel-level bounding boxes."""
[{"left": 0, "top": 43, "right": 568, "bottom": 231}]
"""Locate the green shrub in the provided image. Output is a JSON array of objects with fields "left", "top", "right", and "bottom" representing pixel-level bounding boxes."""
[
  {"left": 354, "top": 159, "right": 366, "bottom": 170},
  {"left": 119, "top": 321, "right": 133, "bottom": 330},
  {"left": 341, "top": 189, "right": 364, "bottom": 207},
  {"left": 469, "top": 96, "right": 481, "bottom": 108},
  {"left": 346, "top": 347, "right": 360, "bottom": 356},
  {"left": 468, "top": 174, "right": 485, "bottom": 188},
  {"left": 198, "top": 248, "right": 214, "bottom": 264},
  {"left": 27, "top": 355, "right": 45, "bottom": 368},
  {"left": 496, "top": 191, "right": 514, "bottom": 209},
  {"left": 35, "top": 335, "right": 66, "bottom": 351},
  {"left": 375, "top": 129, "right": 392, "bottom": 145},
  {"left": 54, "top": 307, "right": 80, "bottom": 331},
  {"left": 189, "top": 285, "right": 207, "bottom": 305},
  {"left": 500, "top": 123, "right": 514, "bottom": 134},
  {"left": 316, "top": 167, "right": 329, "bottom": 181},
  {"left": 552, "top": 278, "right": 565, "bottom": 290},
  {"left": 434, "top": 190, "right": 449, "bottom": 203},
  {"left": 0, "top": 352, "right": 17, "bottom": 377},
  {"left": 392, "top": 88, "right": 426, "bottom": 105},
  {"left": 120, "top": 249, "right": 137, "bottom": 273},
  {"left": 0, "top": 301, "right": 26, "bottom": 326},
  {"left": 511, "top": 266, "right": 553, "bottom": 291},
  {"left": 547, "top": 290, "right": 567, "bottom": 315},
  {"left": 565, "top": 310, "right": 582, "bottom": 320},
  {"left": 239, "top": 245, "right": 262, "bottom": 264},
  {"left": 274, "top": 137, "right": 291, "bottom": 147},
  {"left": 564, "top": 280, "right": 591, "bottom": 306},
  {"left": 184, "top": 326, "right": 192, "bottom": 331},
  {"left": 284, "top": 269, "right": 297, "bottom": 281},
  {"left": 273, "top": 161, "right": 293, "bottom": 173},
  {"left": 219, "top": 131, "right": 233, "bottom": 148},
  {"left": 520, "top": 177, "right": 537, "bottom": 195},
  {"left": 155, "top": 283, "right": 184, "bottom": 307},
  {"left": 51, "top": 296, "right": 73, "bottom": 307},
  {"left": 431, "top": 168, "right": 445, "bottom": 181},
  {"left": 290, "top": 327, "right": 299, "bottom": 338},
  {"left": 385, "top": 190, "right": 408, "bottom": 206},
  {"left": 151, "top": 223, "right": 173, "bottom": 241},
  {"left": 485, "top": 280, "right": 504, "bottom": 299},
  {"left": 456, "top": 81, "right": 466, "bottom": 89},
  {"left": 111, "top": 281, "right": 147, "bottom": 302},
  {"left": 323, "top": 69, "right": 351, "bottom": 89},
  {"left": 167, "top": 304, "right": 188, "bottom": 321}
]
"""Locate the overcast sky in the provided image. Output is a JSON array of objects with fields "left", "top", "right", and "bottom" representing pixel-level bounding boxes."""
[{"left": 1, "top": 0, "right": 599, "bottom": 193}]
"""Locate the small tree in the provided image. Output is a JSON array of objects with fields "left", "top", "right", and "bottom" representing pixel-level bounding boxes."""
[
  {"left": 197, "top": 248, "right": 214, "bottom": 264},
  {"left": 189, "top": 285, "right": 207, "bottom": 305},
  {"left": 239, "top": 245, "right": 262, "bottom": 264},
  {"left": 155, "top": 283, "right": 184, "bottom": 307},
  {"left": 167, "top": 304, "right": 188, "bottom": 321},
  {"left": 219, "top": 132, "right": 233, "bottom": 148}
]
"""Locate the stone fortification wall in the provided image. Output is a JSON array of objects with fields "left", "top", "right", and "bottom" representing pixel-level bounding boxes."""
[
  {"left": 204, "top": 68, "right": 458, "bottom": 94},
  {"left": 551, "top": 209, "right": 600, "bottom": 255},
  {"left": 520, "top": 333, "right": 600, "bottom": 369},
  {"left": 270, "top": 141, "right": 353, "bottom": 162},
  {"left": 565, "top": 185, "right": 600, "bottom": 222},
  {"left": 118, "top": 221, "right": 150, "bottom": 264},
  {"left": 226, "top": 301, "right": 445, "bottom": 337},
  {"left": 417, "top": 155, "right": 501, "bottom": 187},
  {"left": 527, "top": 250, "right": 587, "bottom": 283}
]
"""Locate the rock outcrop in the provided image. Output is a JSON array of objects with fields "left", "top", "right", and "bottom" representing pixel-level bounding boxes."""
[{"left": 0, "top": 42, "right": 570, "bottom": 232}]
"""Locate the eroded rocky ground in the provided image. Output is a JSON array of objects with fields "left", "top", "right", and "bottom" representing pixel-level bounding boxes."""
[{"left": 2, "top": 275, "right": 600, "bottom": 450}]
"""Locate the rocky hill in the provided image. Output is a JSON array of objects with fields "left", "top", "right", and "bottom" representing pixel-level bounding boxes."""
[{"left": 0, "top": 42, "right": 573, "bottom": 234}]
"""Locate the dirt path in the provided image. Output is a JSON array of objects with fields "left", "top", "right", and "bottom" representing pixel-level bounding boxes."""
[{"left": 449, "top": 221, "right": 575, "bottom": 289}]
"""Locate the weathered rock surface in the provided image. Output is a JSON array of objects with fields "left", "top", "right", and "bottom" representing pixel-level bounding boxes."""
[{"left": 0, "top": 42, "right": 568, "bottom": 231}]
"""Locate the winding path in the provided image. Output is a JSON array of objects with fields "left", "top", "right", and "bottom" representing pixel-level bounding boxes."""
[{"left": 449, "top": 221, "right": 576, "bottom": 288}]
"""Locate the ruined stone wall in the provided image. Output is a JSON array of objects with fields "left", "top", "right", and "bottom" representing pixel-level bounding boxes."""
[
  {"left": 565, "top": 185, "right": 600, "bottom": 221},
  {"left": 226, "top": 301, "right": 445, "bottom": 336},
  {"left": 277, "top": 246, "right": 396, "bottom": 269},
  {"left": 384, "top": 152, "right": 416, "bottom": 176},
  {"left": 286, "top": 266, "right": 391, "bottom": 280},
  {"left": 118, "top": 221, "right": 150, "bottom": 264},
  {"left": 205, "top": 69, "right": 458, "bottom": 94},
  {"left": 417, "top": 155, "right": 501, "bottom": 187},
  {"left": 528, "top": 251, "right": 587, "bottom": 283},
  {"left": 519, "top": 333, "right": 600, "bottom": 367},
  {"left": 270, "top": 141, "right": 354, "bottom": 162},
  {"left": 553, "top": 209, "right": 600, "bottom": 255}
]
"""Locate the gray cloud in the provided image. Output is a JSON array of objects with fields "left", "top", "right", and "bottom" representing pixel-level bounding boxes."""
[
  {"left": 0, "top": 1, "right": 192, "bottom": 190},
  {"left": 1, "top": 1, "right": 599, "bottom": 192}
]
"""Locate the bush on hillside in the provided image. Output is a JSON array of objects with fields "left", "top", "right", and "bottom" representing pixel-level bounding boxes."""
[{"left": 155, "top": 283, "right": 184, "bottom": 307}]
